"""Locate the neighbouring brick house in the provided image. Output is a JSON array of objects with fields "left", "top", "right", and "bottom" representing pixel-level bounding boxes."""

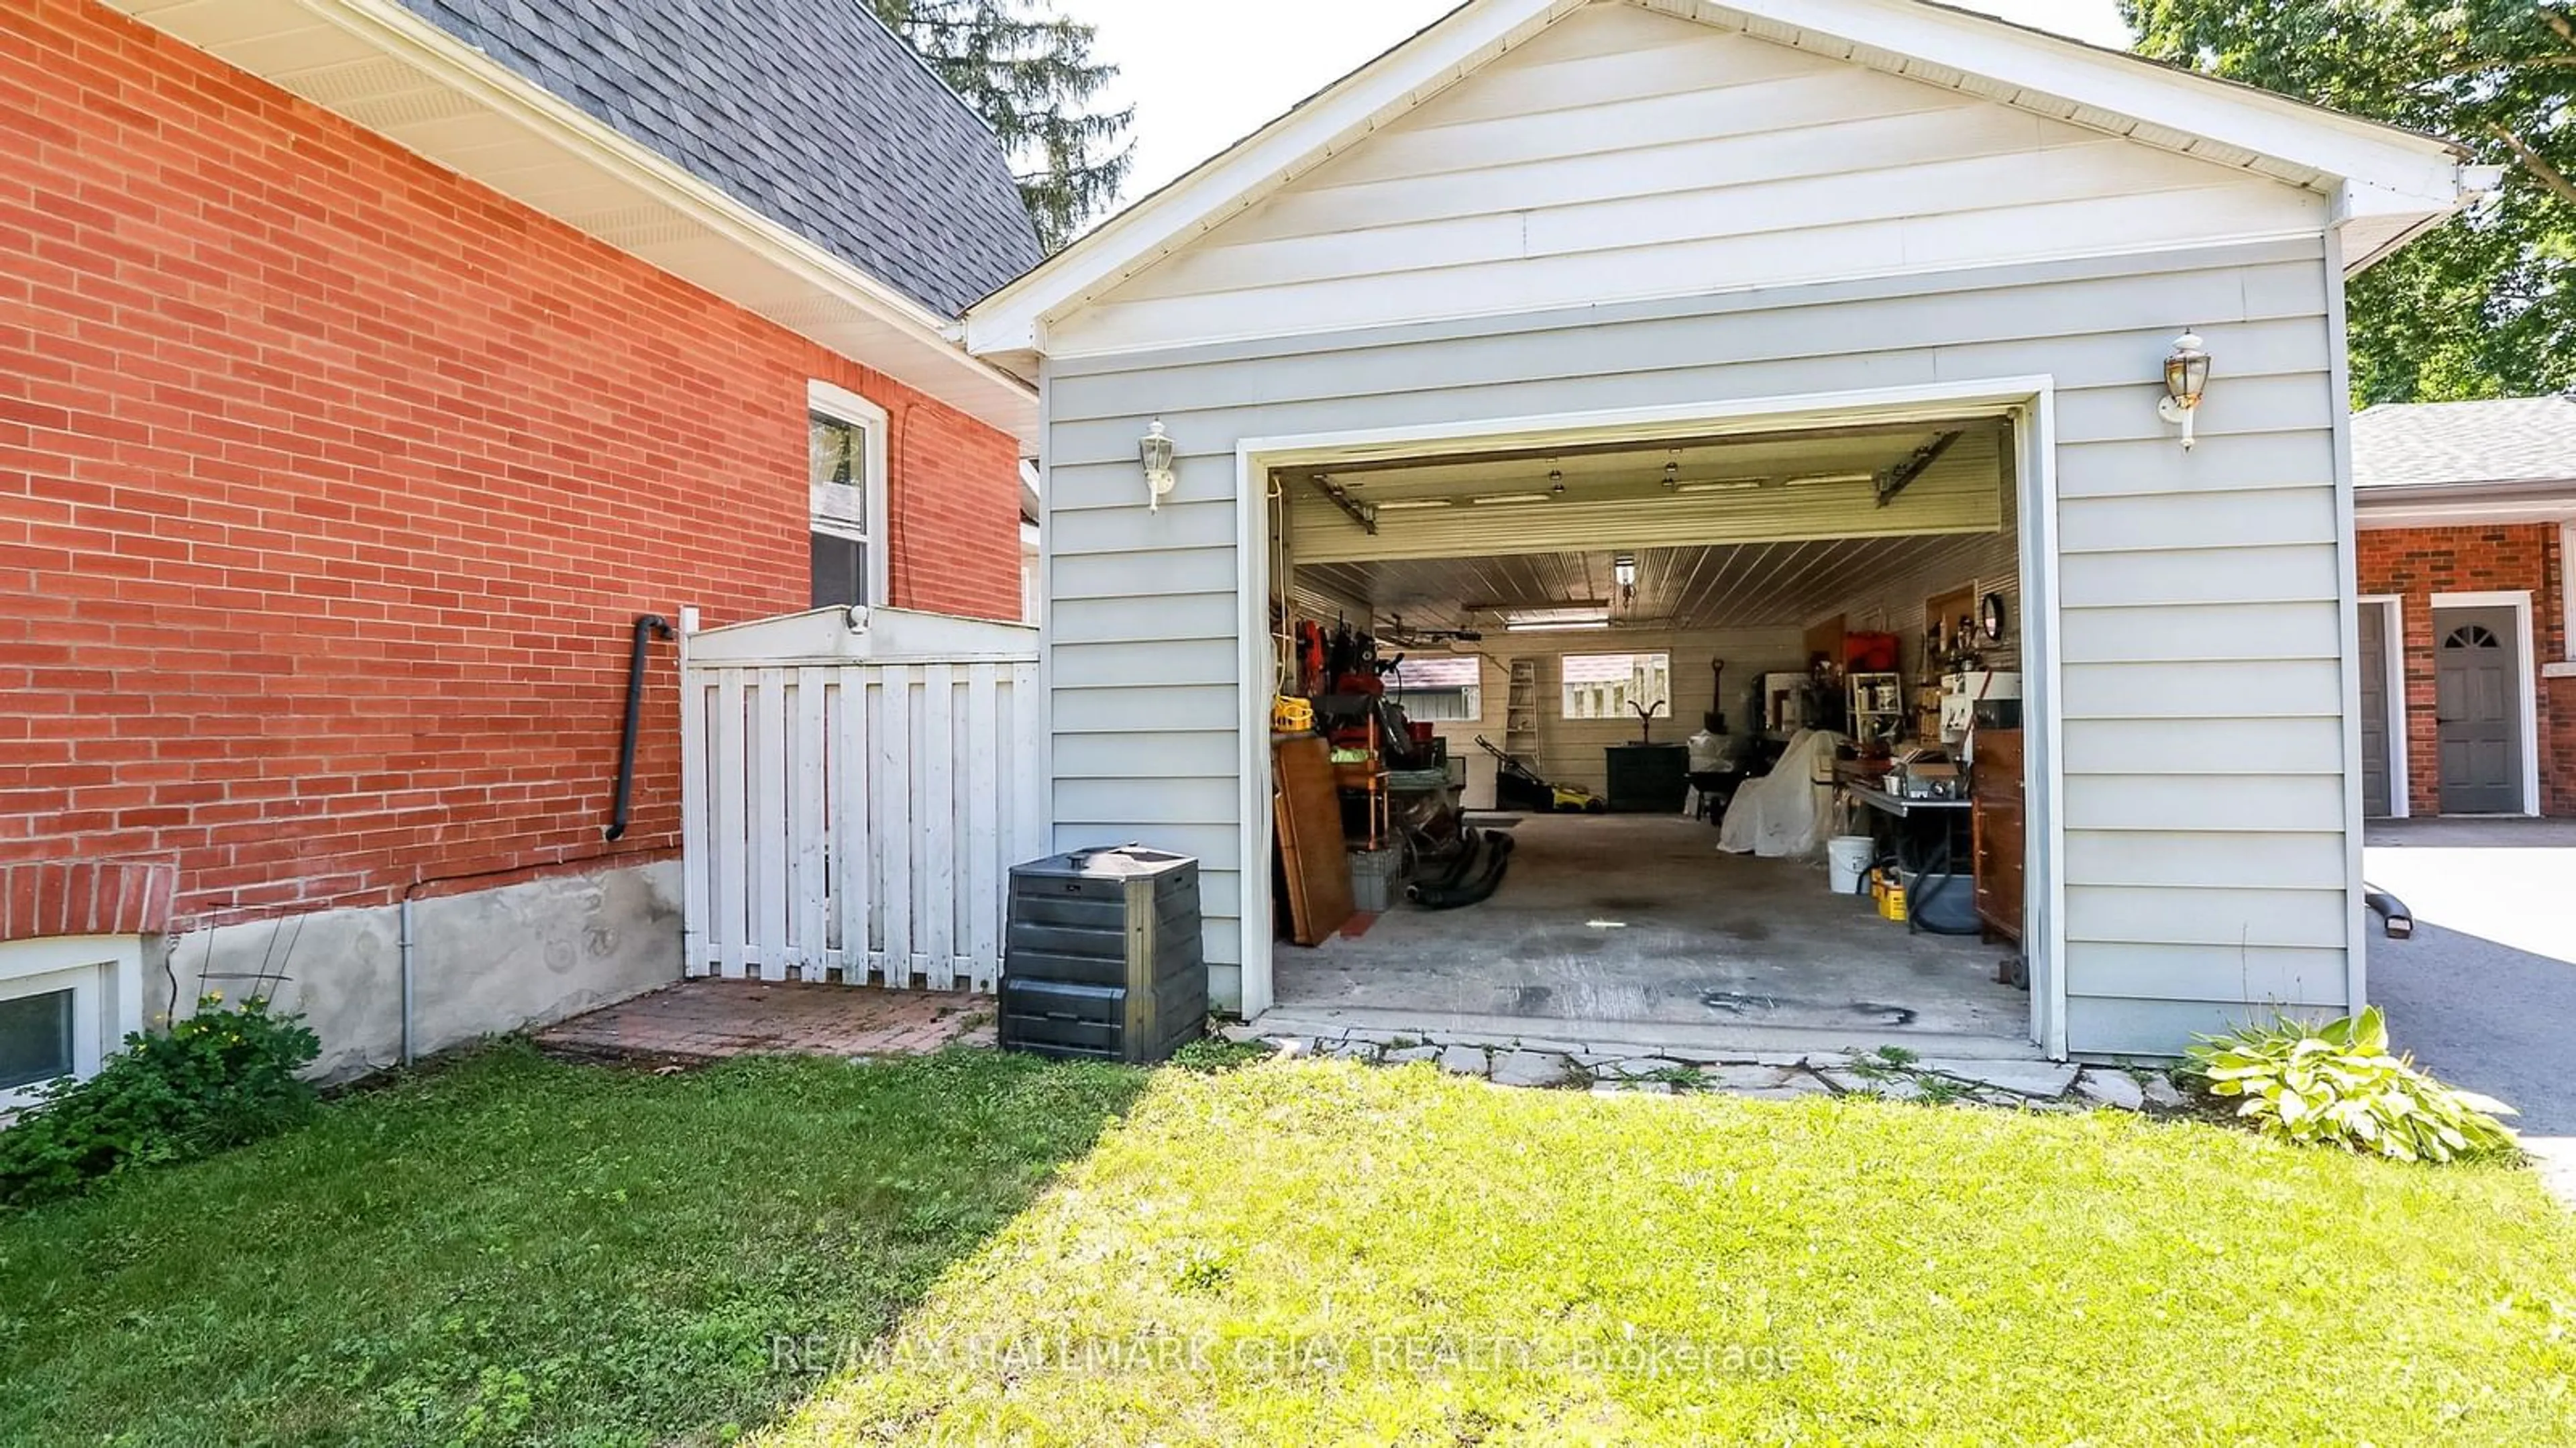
[
  {"left": 1, "top": 0, "right": 1044, "bottom": 1084},
  {"left": 2354, "top": 397, "right": 2576, "bottom": 820}
]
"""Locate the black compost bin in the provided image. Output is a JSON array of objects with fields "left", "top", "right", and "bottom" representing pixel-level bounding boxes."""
[{"left": 1000, "top": 845, "right": 1204, "bottom": 1064}]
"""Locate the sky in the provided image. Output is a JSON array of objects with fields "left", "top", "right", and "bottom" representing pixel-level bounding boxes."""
[{"left": 1081, "top": 1, "right": 2135, "bottom": 205}]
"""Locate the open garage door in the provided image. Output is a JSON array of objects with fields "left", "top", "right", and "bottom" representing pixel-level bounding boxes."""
[{"left": 1241, "top": 385, "right": 2059, "bottom": 1056}]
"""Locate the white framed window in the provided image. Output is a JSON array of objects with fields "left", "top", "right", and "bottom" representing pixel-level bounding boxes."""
[
  {"left": 1562, "top": 652, "right": 1672, "bottom": 721},
  {"left": 807, "top": 380, "right": 890, "bottom": 611},
  {"left": 1385, "top": 654, "right": 1483, "bottom": 722},
  {"left": 1, "top": 935, "right": 144, "bottom": 1113},
  {"left": 2559, "top": 522, "right": 2575, "bottom": 668}
]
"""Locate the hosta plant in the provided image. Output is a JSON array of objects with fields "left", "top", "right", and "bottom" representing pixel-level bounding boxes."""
[{"left": 2186, "top": 1008, "right": 2518, "bottom": 1163}]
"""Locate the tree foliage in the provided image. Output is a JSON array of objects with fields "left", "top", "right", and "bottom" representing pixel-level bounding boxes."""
[
  {"left": 2125, "top": 1, "right": 2576, "bottom": 402},
  {"left": 873, "top": 0, "right": 1133, "bottom": 252}
]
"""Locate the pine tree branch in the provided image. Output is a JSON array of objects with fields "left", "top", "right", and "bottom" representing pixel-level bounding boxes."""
[{"left": 875, "top": 0, "right": 1134, "bottom": 249}]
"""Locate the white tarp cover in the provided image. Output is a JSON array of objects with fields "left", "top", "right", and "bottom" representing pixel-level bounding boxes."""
[{"left": 1717, "top": 729, "right": 1846, "bottom": 858}]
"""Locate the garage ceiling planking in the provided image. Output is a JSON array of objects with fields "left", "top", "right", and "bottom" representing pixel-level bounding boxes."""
[
  {"left": 1283, "top": 419, "right": 2009, "bottom": 563},
  {"left": 1301, "top": 531, "right": 1993, "bottom": 631}
]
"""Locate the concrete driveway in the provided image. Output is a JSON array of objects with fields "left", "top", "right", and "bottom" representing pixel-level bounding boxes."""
[{"left": 2365, "top": 818, "right": 2576, "bottom": 1196}]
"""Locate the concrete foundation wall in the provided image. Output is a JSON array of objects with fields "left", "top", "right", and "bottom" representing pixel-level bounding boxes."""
[{"left": 155, "top": 862, "right": 681, "bottom": 1081}]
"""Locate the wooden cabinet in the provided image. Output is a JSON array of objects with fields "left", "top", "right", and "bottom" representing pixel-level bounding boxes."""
[{"left": 1972, "top": 729, "right": 2024, "bottom": 945}]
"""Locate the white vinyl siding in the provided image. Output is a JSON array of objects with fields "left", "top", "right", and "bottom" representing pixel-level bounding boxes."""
[
  {"left": 1029, "top": 0, "right": 2359, "bottom": 1045},
  {"left": 1050, "top": 5, "right": 2326, "bottom": 359},
  {"left": 1042, "top": 234, "right": 2354, "bottom": 1046}
]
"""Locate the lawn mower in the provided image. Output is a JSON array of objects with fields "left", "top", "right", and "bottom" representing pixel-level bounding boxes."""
[{"left": 1474, "top": 736, "right": 1605, "bottom": 814}]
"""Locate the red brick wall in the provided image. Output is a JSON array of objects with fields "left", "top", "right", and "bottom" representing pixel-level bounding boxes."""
[
  {"left": 0, "top": 0, "right": 1028, "bottom": 933},
  {"left": 2355, "top": 522, "right": 2572, "bottom": 817}
]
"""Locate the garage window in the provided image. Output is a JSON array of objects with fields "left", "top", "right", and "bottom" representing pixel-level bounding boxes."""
[
  {"left": 1562, "top": 652, "right": 1670, "bottom": 720},
  {"left": 1385, "top": 656, "right": 1483, "bottom": 721}
]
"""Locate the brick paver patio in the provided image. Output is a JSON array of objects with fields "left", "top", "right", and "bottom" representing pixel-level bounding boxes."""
[{"left": 538, "top": 978, "right": 995, "bottom": 1062}]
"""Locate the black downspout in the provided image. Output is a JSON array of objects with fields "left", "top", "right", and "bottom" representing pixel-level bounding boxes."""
[{"left": 605, "top": 614, "right": 675, "bottom": 841}]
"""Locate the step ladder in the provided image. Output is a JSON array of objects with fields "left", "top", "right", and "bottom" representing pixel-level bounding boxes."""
[{"left": 1505, "top": 658, "right": 1541, "bottom": 760}]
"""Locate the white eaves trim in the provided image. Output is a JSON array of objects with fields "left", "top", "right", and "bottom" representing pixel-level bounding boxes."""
[
  {"left": 966, "top": 0, "right": 2485, "bottom": 358},
  {"left": 1693, "top": 0, "right": 2469, "bottom": 201},
  {"left": 103, "top": 0, "right": 1038, "bottom": 442}
]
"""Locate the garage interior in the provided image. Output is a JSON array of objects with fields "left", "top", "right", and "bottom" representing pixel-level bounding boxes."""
[{"left": 1264, "top": 417, "right": 2037, "bottom": 1051}]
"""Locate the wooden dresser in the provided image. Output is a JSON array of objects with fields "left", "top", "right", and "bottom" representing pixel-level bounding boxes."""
[{"left": 1971, "top": 729, "right": 2024, "bottom": 945}]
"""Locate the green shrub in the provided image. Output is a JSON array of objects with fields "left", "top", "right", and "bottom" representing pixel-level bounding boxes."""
[
  {"left": 0, "top": 996, "right": 321, "bottom": 1209},
  {"left": 2185, "top": 1008, "right": 2518, "bottom": 1163}
]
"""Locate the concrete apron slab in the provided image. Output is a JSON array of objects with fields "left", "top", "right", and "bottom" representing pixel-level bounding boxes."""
[
  {"left": 1230, "top": 1017, "right": 2173, "bottom": 1115},
  {"left": 1252, "top": 1004, "right": 2045, "bottom": 1064}
]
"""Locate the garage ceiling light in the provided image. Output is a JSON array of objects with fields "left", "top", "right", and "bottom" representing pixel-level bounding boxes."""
[
  {"left": 1373, "top": 499, "right": 1456, "bottom": 512},
  {"left": 1472, "top": 493, "right": 1554, "bottom": 506},
  {"left": 1676, "top": 479, "right": 1762, "bottom": 494},
  {"left": 1782, "top": 472, "right": 1876, "bottom": 488},
  {"left": 1503, "top": 605, "right": 1612, "bottom": 631}
]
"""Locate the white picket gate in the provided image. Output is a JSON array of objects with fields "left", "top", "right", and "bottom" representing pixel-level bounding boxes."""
[{"left": 678, "top": 606, "right": 1043, "bottom": 990}]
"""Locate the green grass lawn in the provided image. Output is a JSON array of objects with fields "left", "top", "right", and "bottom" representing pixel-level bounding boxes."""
[
  {"left": 7, "top": 1046, "right": 2576, "bottom": 1446},
  {"left": 0, "top": 1045, "right": 1143, "bottom": 1447}
]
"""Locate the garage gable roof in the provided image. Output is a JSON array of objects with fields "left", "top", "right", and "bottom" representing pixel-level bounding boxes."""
[{"left": 967, "top": 0, "right": 2488, "bottom": 359}]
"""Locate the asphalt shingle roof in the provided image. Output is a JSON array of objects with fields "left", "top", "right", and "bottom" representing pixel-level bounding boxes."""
[
  {"left": 2353, "top": 397, "right": 2576, "bottom": 491},
  {"left": 400, "top": 0, "right": 1043, "bottom": 317}
]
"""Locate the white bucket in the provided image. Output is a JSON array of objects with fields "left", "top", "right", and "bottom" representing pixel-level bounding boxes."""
[{"left": 1826, "top": 835, "right": 1874, "bottom": 895}]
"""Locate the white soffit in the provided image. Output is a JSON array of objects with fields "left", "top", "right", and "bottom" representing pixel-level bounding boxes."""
[
  {"left": 102, "top": 0, "right": 1039, "bottom": 444},
  {"left": 967, "top": 0, "right": 2481, "bottom": 357}
]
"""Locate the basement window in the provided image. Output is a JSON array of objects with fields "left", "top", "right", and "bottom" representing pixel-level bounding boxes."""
[
  {"left": 0, "top": 937, "right": 140, "bottom": 1113},
  {"left": 1385, "top": 655, "right": 1483, "bottom": 722},
  {"left": 0, "top": 990, "right": 72, "bottom": 1093},
  {"left": 1562, "top": 652, "right": 1672, "bottom": 721},
  {"left": 808, "top": 380, "right": 890, "bottom": 611}
]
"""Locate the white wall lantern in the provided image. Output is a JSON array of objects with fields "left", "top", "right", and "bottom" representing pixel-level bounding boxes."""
[
  {"left": 2156, "top": 330, "right": 2212, "bottom": 450},
  {"left": 1140, "top": 419, "right": 1177, "bottom": 510}
]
